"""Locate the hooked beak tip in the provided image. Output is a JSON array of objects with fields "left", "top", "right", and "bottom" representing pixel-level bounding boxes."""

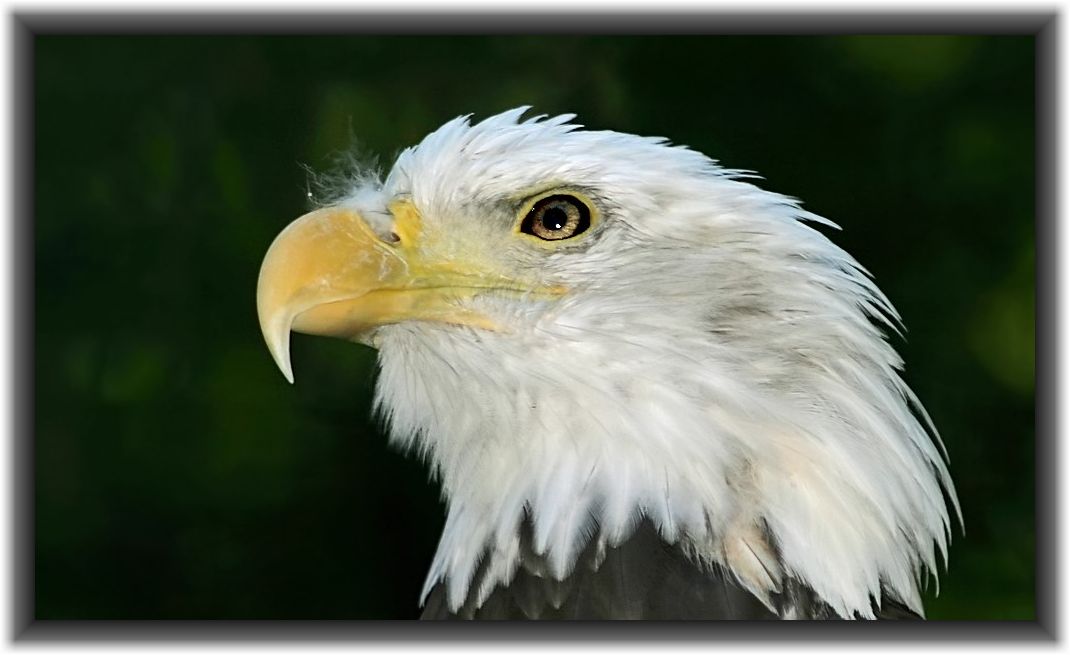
[
  {"left": 280, "top": 362, "right": 295, "bottom": 385},
  {"left": 262, "top": 313, "right": 296, "bottom": 384},
  {"left": 272, "top": 344, "right": 296, "bottom": 385}
]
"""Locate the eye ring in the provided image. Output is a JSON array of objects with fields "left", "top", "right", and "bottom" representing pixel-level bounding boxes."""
[{"left": 520, "top": 194, "right": 592, "bottom": 241}]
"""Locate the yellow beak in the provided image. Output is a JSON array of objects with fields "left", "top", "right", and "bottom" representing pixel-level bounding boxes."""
[{"left": 256, "top": 203, "right": 560, "bottom": 383}]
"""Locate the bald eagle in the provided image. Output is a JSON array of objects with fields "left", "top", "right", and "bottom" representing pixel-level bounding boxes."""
[{"left": 256, "top": 108, "right": 959, "bottom": 620}]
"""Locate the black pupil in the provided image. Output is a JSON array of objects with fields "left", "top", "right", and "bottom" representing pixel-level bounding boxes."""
[{"left": 541, "top": 205, "right": 568, "bottom": 231}]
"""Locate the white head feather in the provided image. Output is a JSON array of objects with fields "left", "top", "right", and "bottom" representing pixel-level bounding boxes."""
[{"left": 328, "top": 108, "right": 959, "bottom": 619}]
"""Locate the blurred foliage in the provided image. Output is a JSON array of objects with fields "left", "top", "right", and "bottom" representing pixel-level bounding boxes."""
[{"left": 35, "top": 35, "right": 1034, "bottom": 620}]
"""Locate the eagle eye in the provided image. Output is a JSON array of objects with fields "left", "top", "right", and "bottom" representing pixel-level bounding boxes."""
[{"left": 520, "top": 194, "right": 591, "bottom": 241}]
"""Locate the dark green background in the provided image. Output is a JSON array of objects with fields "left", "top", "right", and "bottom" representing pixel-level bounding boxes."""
[{"left": 35, "top": 36, "right": 1035, "bottom": 619}]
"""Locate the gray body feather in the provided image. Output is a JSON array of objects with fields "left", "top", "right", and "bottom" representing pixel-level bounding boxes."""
[{"left": 421, "top": 519, "right": 920, "bottom": 620}]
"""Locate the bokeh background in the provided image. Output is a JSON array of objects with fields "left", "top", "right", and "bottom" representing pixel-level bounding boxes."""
[{"left": 35, "top": 36, "right": 1034, "bottom": 620}]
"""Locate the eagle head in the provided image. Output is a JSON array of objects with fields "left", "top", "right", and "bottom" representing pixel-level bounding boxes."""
[{"left": 256, "top": 108, "right": 958, "bottom": 619}]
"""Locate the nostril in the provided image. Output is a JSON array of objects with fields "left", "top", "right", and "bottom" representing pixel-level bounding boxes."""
[{"left": 387, "top": 231, "right": 401, "bottom": 244}]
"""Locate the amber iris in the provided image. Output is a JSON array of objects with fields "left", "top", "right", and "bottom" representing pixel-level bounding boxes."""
[{"left": 521, "top": 195, "right": 591, "bottom": 241}]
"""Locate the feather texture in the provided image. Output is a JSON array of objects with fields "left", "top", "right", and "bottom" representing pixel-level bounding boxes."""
[{"left": 421, "top": 518, "right": 921, "bottom": 620}]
